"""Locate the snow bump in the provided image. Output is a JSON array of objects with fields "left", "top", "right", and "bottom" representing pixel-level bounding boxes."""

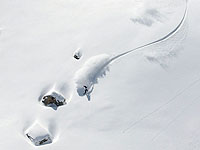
[{"left": 25, "top": 122, "right": 53, "bottom": 147}]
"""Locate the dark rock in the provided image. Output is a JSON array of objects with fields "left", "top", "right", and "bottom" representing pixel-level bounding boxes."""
[
  {"left": 41, "top": 91, "right": 66, "bottom": 110},
  {"left": 73, "top": 49, "right": 82, "bottom": 60},
  {"left": 74, "top": 54, "right": 80, "bottom": 60}
]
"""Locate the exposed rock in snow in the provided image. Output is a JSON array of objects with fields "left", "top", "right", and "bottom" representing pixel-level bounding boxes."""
[
  {"left": 41, "top": 91, "right": 66, "bottom": 110},
  {"left": 73, "top": 49, "right": 82, "bottom": 60},
  {"left": 25, "top": 122, "right": 53, "bottom": 146}
]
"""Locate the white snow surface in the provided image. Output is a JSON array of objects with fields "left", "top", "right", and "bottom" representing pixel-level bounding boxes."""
[{"left": 0, "top": 0, "right": 200, "bottom": 150}]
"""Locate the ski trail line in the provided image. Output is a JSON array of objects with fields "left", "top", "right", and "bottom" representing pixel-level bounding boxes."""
[
  {"left": 109, "top": 0, "right": 188, "bottom": 63},
  {"left": 151, "top": 95, "right": 200, "bottom": 141},
  {"left": 123, "top": 77, "right": 200, "bottom": 133}
]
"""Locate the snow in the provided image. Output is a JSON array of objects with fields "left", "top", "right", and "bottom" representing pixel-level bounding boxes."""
[
  {"left": 131, "top": 8, "right": 164, "bottom": 27},
  {"left": 0, "top": 0, "right": 200, "bottom": 150}
]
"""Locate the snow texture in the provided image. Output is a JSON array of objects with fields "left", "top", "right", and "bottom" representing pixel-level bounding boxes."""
[
  {"left": 1, "top": 0, "right": 199, "bottom": 150},
  {"left": 131, "top": 8, "right": 163, "bottom": 27}
]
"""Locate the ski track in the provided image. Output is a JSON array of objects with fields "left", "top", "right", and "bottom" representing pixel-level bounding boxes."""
[
  {"left": 188, "top": 125, "right": 200, "bottom": 150},
  {"left": 74, "top": 0, "right": 187, "bottom": 100},
  {"left": 123, "top": 76, "right": 200, "bottom": 133},
  {"left": 109, "top": 0, "right": 188, "bottom": 63},
  {"left": 151, "top": 95, "right": 200, "bottom": 141}
]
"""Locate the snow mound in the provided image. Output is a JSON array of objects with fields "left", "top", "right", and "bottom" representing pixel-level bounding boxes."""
[{"left": 25, "top": 122, "right": 53, "bottom": 146}]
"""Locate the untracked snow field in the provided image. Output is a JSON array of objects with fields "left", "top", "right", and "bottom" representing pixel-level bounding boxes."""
[{"left": 0, "top": 0, "right": 200, "bottom": 150}]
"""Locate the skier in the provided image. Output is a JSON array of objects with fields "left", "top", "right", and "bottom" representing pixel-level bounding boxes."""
[{"left": 77, "top": 85, "right": 94, "bottom": 101}]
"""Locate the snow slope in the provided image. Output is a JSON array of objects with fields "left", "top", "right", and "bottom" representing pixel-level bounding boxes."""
[{"left": 0, "top": 0, "right": 200, "bottom": 149}]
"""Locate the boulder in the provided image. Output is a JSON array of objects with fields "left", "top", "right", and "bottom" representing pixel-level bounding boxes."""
[
  {"left": 25, "top": 123, "right": 53, "bottom": 146},
  {"left": 73, "top": 49, "right": 82, "bottom": 60},
  {"left": 41, "top": 91, "right": 66, "bottom": 110}
]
